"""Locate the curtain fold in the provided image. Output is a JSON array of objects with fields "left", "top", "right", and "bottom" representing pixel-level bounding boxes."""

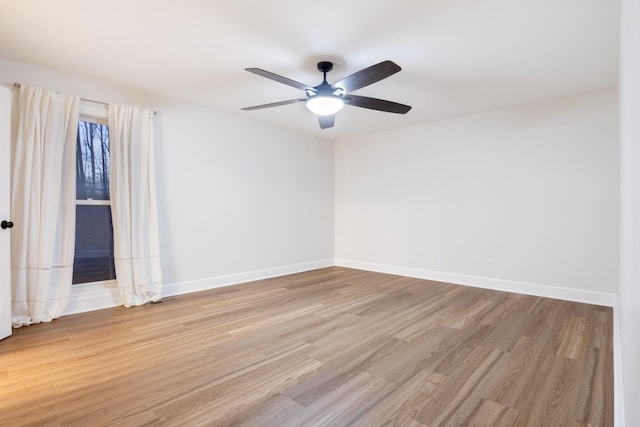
[
  {"left": 108, "top": 104, "right": 162, "bottom": 307},
  {"left": 11, "top": 86, "right": 79, "bottom": 326}
]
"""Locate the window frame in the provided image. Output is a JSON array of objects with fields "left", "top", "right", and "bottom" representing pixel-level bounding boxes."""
[{"left": 73, "top": 103, "right": 116, "bottom": 287}]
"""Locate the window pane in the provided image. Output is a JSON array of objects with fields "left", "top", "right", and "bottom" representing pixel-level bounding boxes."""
[
  {"left": 76, "top": 121, "right": 110, "bottom": 200},
  {"left": 73, "top": 205, "right": 116, "bottom": 284}
]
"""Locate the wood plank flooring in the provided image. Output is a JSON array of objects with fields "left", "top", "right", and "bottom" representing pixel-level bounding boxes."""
[{"left": 0, "top": 267, "right": 613, "bottom": 426}]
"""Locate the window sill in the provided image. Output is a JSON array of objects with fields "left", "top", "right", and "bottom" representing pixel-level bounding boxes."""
[{"left": 72, "top": 279, "right": 117, "bottom": 289}]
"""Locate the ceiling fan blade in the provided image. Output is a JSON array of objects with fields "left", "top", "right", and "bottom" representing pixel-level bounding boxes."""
[
  {"left": 318, "top": 115, "right": 335, "bottom": 129},
  {"left": 245, "top": 68, "right": 312, "bottom": 91},
  {"left": 344, "top": 95, "right": 412, "bottom": 114},
  {"left": 333, "top": 60, "right": 401, "bottom": 92},
  {"left": 241, "top": 98, "right": 307, "bottom": 111}
]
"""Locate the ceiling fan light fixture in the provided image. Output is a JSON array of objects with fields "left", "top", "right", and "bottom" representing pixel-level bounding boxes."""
[{"left": 306, "top": 95, "right": 344, "bottom": 116}]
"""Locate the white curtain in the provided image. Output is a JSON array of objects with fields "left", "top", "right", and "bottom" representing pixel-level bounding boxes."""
[
  {"left": 11, "top": 86, "right": 79, "bottom": 326},
  {"left": 108, "top": 104, "right": 162, "bottom": 307}
]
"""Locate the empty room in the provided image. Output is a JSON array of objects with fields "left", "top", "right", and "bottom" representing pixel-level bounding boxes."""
[{"left": 0, "top": 0, "right": 638, "bottom": 426}]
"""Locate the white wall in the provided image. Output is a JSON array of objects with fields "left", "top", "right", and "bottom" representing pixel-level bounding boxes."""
[
  {"left": 336, "top": 91, "right": 618, "bottom": 303},
  {"left": 0, "top": 58, "right": 335, "bottom": 311},
  {"left": 156, "top": 103, "right": 334, "bottom": 286},
  {"left": 619, "top": 0, "right": 640, "bottom": 423}
]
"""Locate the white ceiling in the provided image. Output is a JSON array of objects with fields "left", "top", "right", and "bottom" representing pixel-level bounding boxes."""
[{"left": 0, "top": 0, "right": 619, "bottom": 140}]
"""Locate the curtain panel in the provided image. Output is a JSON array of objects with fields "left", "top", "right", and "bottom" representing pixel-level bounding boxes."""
[
  {"left": 11, "top": 86, "right": 79, "bottom": 326},
  {"left": 108, "top": 104, "right": 162, "bottom": 307}
]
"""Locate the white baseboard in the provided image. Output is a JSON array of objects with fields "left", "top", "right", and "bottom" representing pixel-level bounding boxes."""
[
  {"left": 62, "top": 259, "right": 334, "bottom": 316},
  {"left": 162, "top": 259, "right": 334, "bottom": 297},
  {"left": 334, "top": 258, "right": 616, "bottom": 307},
  {"left": 613, "top": 300, "right": 625, "bottom": 427},
  {"left": 65, "top": 257, "right": 615, "bottom": 311}
]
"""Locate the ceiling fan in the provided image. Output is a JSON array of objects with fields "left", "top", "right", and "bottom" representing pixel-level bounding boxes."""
[{"left": 241, "top": 60, "right": 412, "bottom": 129}]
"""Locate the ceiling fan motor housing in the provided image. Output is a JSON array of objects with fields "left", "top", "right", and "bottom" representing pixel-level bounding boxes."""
[{"left": 317, "top": 61, "right": 334, "bottom": 73}]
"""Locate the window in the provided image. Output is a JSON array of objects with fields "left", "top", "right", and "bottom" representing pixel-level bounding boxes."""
[{"left": 72, "top": 117, "right": 116, "bottom": 284}]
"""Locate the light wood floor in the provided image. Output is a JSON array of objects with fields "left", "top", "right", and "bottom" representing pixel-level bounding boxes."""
[{"left": 0, "top": 267, "right": 613, "bottom": 426}]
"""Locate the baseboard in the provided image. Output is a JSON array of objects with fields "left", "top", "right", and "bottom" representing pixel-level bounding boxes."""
[
  {"left": 64, "top": 256, "right": 615, "bottom": 315},
  {"left": 162, "top": 259, "right": 334, "bottom": 297},
  {"left": 62, "top": 259, "right": 334, "bottom": 316},
  {"left": 613, "top": 300, "right": 625, "bottom": 427},
  {"left": 334, "top": 258, "right": 616, "bottom": 307}
]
